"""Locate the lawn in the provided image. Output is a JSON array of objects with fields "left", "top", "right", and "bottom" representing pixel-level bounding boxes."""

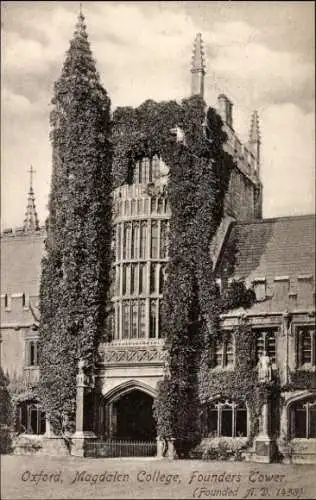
[{"left": 1, "top": 454, "right": 316, "bottom": 499}]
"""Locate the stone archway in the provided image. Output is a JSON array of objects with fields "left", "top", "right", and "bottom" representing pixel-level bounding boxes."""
[
  {"left": 114, "top": 390, "right": 156, "bottom": 440},
  {"left": 103, "top": 380, "right": 157, "bottom": 441}
]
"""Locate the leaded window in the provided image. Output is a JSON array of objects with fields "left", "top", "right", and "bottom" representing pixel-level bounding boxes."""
[
  {"left": 160, "top": 220, "right": 169, "bottom": 258},
  {"left": 139, "top": 300, "right": 146, "bottom": 338},
  {"left": 149, "top": 300, "right": 158, "bottom": 338},
  {"left": 16, "top": 401, "right": 46, "bottom": 435},
  {"left": 131, "top": 301, "right": 138, "bottom": 338},
  {"left": 139, "top": 263, "right": 146, "bottom": 294},
  {"left": 131, "top": 222, "right": 139, "bottom": 259},
  {"left": 207, "top": 401, "right": 248, "bottom": 438},
  {"left": 296, "top": 326, "right": 316, "bottom": 367},
  {"left": 255, "top": 328, "right": 277, "bottom": 364},
  {"left": 122, "top": 302, "right": 130, "bottom": 338},
  {"left": 25, "top": 340, "right": 39, "bottom": 367},
  {"left": 290, "top": 399, "right": 316, "bottom": 439},
  {"left": 150, "top": 263, "right": 158, "bottom": 294},
  {"left": 151, "top": 221, "right": 158, "bottom": 259},
  {"left": 140, "top": 222, "right": 147, "bottom": 258},
  {"left": 213, "top": 332, "right": 234, "bottom": 368},
  {"left": 123, "top": 223, "right": 131, "bottom": 260}
]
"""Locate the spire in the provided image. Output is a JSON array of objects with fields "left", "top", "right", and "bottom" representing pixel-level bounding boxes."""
[
  {"left": 191, "top": 33, "right": 206, "bottom": 98},
  {"left": 249, "top": 110, "right": 260, "bottom": 144},
  {"left": 60, "top": 7, "right": 98, "bottom": 83},
  {"left": 23, "top": 166, "right": 40, "bottom": 232},
  {"left": 75, "top": 4, "right": 86, "bottom": 34}
]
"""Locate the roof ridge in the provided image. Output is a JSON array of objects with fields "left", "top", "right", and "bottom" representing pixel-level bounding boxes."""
[{"left": 234, "top": 214, "right": 315, "bottom": 226}]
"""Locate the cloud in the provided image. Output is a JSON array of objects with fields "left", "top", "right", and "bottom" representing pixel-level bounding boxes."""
[
  {"left": 204, "top": 22, "right": 314, "bottom": 113},
  {"left": 262, "top": 103, "right": 315, "bottom": 217},
  {"left": 1, "top": 1, "right": 315, "bottom": 228}
]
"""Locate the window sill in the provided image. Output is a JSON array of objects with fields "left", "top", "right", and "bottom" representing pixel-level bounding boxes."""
[
  {"left": 203, "top": 436, "right": 248, "bottom": 443},
  {"left": 291, "top": 437, "right": 316, "bottom": 442},
  {"left": 210, "top": 365, "right": 235, "bottom": 372},
  {"left": 296, "top": 365, "right": 316, "bottom": 372}
]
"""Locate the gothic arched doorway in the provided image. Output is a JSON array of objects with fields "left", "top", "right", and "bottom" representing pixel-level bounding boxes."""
[{"left": 114, "top": 389, "right": 156, "bottom": 441}]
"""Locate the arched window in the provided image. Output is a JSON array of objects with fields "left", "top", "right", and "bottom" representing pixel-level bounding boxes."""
[
  {"left": 16, "top": 400, "right": 46, "bottom": 435},
  {"left": 157, "top": 197, "right": 164, "bottom": 214},
  {"left": 290, "top": 398, "right": 316, "bottom": 439},
  {"left": 207, "top": 400, "right": 248, "bottom": 438},
  {"left": 133, "top": 156, "right": 161, "bottom": 185}
]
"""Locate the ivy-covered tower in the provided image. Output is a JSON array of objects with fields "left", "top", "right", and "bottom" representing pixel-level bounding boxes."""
[
  {"left": 38, "top": 11, "right": 112, "bottom": 434},
  {"left": 94, "top": 32, "right": 263, "bottom": 448}
]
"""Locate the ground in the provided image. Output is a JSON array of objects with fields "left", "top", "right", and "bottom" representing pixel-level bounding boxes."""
[{"left": 1, "top": 455, "right": 316, "bottom": 499}]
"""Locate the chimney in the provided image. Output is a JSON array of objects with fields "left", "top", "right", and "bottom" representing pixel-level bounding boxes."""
[{"left": 217, "top": 94, "right": 233, "bottom": 128}]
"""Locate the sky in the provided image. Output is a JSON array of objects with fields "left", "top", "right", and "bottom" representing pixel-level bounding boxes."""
[{"left": 1, "top": 1, "right": 315, "bottom": 229}]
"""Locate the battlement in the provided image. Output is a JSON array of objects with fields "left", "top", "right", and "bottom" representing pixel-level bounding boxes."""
[
  {"left": 213, "top": 95, "right": 261, "bottom": 185},
  {"left": 223, "top": 124, "right": 260, "bottom": 183},
  {"left": 1, "top": 226, "right": 45, "bottom": 239},
  {"left": 0, "top": 293, "right": 39, "bottom": 326}
]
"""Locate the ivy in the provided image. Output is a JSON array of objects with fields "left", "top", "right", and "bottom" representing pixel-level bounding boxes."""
[
  {"left": 0, "top": 367, "right": 13, "bottom": 453},
  {"left": 38, "top": 14, "right": 112, "bottom": 434}
]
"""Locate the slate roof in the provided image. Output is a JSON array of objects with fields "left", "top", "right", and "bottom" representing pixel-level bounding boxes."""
[
  {"left": 219, "top": 214, "right": 315, "bottom": 314},
  {"left": 1, "top": 215, "right": 314, "bottom": 316},
  {"left": 1, "top": 231, "right": 45, "bottom": 296}
]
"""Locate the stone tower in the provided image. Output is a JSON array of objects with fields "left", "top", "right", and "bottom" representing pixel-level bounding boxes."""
[{"left": 191, "top": 33, "right": 206, "bottom": 98}]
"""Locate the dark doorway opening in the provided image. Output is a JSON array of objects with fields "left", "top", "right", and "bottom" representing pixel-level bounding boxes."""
[{"left": 114, "top": 390, "right": 156, "bottom": 440}]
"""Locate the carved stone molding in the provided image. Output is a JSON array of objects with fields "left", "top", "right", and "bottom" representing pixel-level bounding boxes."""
[{"left": 100, "top": 346, "right": 165, "bottom": 365}]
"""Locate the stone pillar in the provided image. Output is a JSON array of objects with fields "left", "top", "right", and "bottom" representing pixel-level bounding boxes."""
[
  {"left": 261, "top": 401, "right": 269, "bottom": 437},
  {"left": 281, "top": 312, "right": 292, "bottom": 386},
  {"left": 71, "top": 360, "right": 96, "bottom": 457},
  {"left": 156, "top": 436, "right": 167, "bottom": 459},
  {"left": 44, "top": 416, "right": 53, "bottom": 437},
  {"left": 108, "top": 402, "right": 117, "bottom": 438},
  {"left": 40, "top": 415, "right": 69, "bottom": 456},
  {"left": 253, "top": 395, "right": 276, "bottom": 463},
  {"left": 167, "top": 438, "right": 178, "bottom": 459}
]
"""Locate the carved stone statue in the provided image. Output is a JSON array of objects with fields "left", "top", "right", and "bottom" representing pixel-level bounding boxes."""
[
  {"left": 257, "top": 351, "right": 272, "bottom": 383},
  {"left": 77, "top": 359, "right": 88, "bottom": 387}
]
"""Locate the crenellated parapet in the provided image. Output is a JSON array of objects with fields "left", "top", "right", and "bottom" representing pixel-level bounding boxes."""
[{"left": 1, "top": 225, "right": 45, "bottom": 239}]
